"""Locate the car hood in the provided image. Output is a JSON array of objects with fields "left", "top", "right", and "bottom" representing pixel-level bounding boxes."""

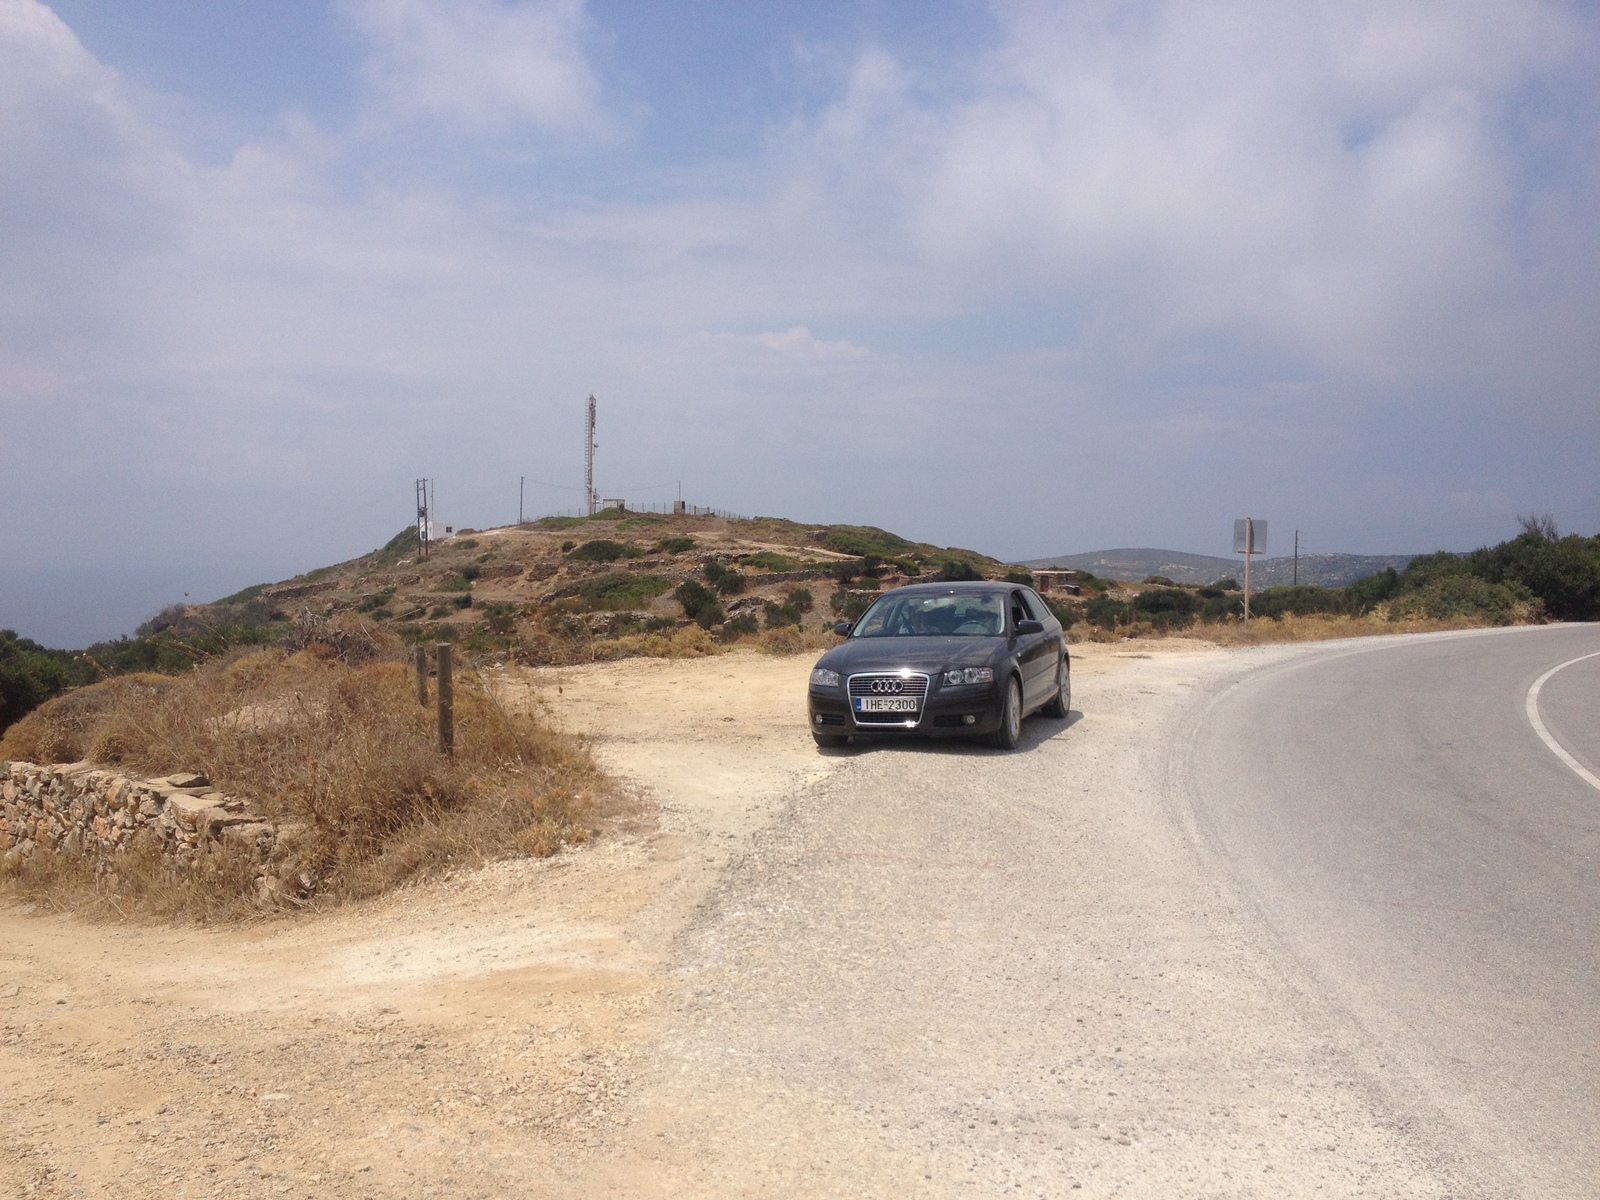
[{"left": 815, "top": 635, "right": 1007, "bottom": 675}]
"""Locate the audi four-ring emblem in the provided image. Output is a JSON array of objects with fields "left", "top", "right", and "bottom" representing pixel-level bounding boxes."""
[{"left": 869, "top": 679, "right": 904, "bottom": 694}]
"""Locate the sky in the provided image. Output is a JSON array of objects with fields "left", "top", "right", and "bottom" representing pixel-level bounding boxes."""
[{"left": 3, "top": 0, "right": 1598, "bottom": 646}]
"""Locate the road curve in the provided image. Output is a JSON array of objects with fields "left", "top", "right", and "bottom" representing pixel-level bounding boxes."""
[{"left": 1181, "top": 624, "right": 1600, "bottom": 1197}]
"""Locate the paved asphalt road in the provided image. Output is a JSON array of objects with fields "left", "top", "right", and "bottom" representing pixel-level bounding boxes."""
[
  {"left": 593, "top": 627, "right": 1597, "bottom": 1197},
  {"left": 1182, "top": 624, "right": 1600, "bottom": 1196}
]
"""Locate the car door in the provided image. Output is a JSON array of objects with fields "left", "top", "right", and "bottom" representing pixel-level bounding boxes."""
[
  {"left": 1009, "top": 589, "right": 1051, "bottom": 708},
  {"left": 1024, "top": 586, "right": 1065, "bottom": 700}
]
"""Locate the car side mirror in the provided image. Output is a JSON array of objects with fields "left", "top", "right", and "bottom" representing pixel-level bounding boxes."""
[
  {"left": 832, "top": 622, "right": 852, "bottom": 636},
  {"left": 1015, "top": 619, "right": 1044, "bottom": 635}
]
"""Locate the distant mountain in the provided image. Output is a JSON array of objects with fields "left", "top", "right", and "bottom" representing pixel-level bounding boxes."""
[{"left": 1022, "top": 547, "right": 1415, "bottom": 588}]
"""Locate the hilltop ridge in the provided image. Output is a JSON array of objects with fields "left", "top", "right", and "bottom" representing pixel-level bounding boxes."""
[{"left": 1025, "top": 547, "right": 1414, "bottom": 588}]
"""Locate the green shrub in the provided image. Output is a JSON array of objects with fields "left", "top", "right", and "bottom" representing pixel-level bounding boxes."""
[
  {"left": 461, "top": 563, "right": 481, "bottom": 581},
  {"left": 1131, "top": 587, "right": 1199, "bottom": 629},
  {"left": 435, "top": 575, "right": 473, "bottom": 593},
  {"left": 567, "top": 539, "right": 640, "bottom": 562},
  {"left": 1248, "top": 585, "right": 1346, "bottom": 620},
  {"left": 454, "top": 595, "right": 472, "bottom": 609},
  {"left": 1466, "top": 530, "right": 1600, "bottom": 620},
  {"left": 1201, "top": 594, "right": 1243, "bottom": 621},
  {"left": 456, "top": 539, "right": 479, "bottom": 550},
  {"left": 656, "top": 536, "right": 696, "bottom": 555},
  {"left": 741, "top": 551, "right": 800, "bottom": 572},
  {"left": 1085, "top": 596, "right": 1134, "bottom": 630},
  {"left": 788, "top": 588, "right": 814, "bottom": 612},
  {"left": 714, "top": 569, "right": 746, "bottom": 596},
  {"left": 1211, "top": 577, "right": 1240, "bottom": 591},
  {"left": 429, "top": 605, "right": 453, "bottom": 619},
  {"left": 579, "top": 573, "right": 673, "bottom": 611},
  {"left": 764, "top": 602, "right": 802, "bottom": 628},
  {"left": 479, "top": 602, "right": 519, "bottom": 634},
  {"left": 644, "top": 615, "right": 678, "bottom": 632},
  {"left": 358, "top": 588, "right": 396, "bottom": 613},
  {"left": 674, "top": 580, "right": 726, "bottom": 629},
  {"left": 721, "top": 613, "right": 759, "bottom": 639},
  {"left": 561, "top": 540, "right": 576, "bottom": 552},
  {"left": 1005, "top": 569, "right": 1035, "bottom": 586},
  {"left": 1041, "top": 598, "right": 1076, "bottom": 629},
  {"left": 1344, "top": 568, "right": 1402, "bottom": 614},
  {"left": 829, "top": 590, "right": 876, "bottom": 622},
  {"left": 1389, "top": 575, "right": 1540, "bottom": 625},
  {"left": 939, "top": 559, "right": 982, "bottom": 582}
]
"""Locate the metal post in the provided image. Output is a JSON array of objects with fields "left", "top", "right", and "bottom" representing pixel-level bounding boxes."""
[
  {"left": 519, "top": 476, "right": 524, "bottom": 525},
  {"left": 414, "top": 645, "right": 428, "bottom": 705},
  {"left": 436, "top": 643, "right": 454, "bottom": 757},
  {"left": 1293, "top": 528, "right": 1299, "bottom": 586},
  {"left": 1243, "top": 517, "right": 1252, "bottom": 623}
]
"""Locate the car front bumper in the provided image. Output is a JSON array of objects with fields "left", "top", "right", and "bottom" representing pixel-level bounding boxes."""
[{"left": 808, "top": 683, "right": 1005, "bottom": 738}]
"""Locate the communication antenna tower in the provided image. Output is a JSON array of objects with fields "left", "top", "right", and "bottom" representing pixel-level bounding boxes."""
[
  {"left": 584, "top": 395, "right": 598, "bottom": 515},
  {"left": 415, "top": 478, "right": 432, "bottom": 559}
]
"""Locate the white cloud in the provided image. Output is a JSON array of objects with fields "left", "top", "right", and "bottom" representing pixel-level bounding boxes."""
[
  {"left": 341, "top": 0, "right": 607, "bottom": 136},
  {"left": 754, "top": 326, "right": 869, "bottom": 360}
]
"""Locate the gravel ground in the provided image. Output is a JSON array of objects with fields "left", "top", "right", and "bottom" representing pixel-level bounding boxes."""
[{"left": 581, "top": 642, "right": 1462, "bottom": 1197}]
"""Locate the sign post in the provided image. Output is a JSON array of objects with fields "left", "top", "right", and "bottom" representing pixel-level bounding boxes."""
[{"left": 1233, "top": 518, "right": 1267, "bottom": 621}]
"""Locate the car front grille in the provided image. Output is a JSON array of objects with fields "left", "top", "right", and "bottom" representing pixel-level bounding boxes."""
[{"left": 847, "top": 673, "right": 930, "bottom": 724}]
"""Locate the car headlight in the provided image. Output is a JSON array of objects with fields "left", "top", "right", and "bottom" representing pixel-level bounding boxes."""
[
  {"left": 810, "top": 668, "right": 841, "bottom": 688},
  {"left": 943, "top": 666, "right": 994, "bottom": 686}
]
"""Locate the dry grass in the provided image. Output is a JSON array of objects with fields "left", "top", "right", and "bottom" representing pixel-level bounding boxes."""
[{"left": 1, "top": 646, "right": 613, "bottom": 916}]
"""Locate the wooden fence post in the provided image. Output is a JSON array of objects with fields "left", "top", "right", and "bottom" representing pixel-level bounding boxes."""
[{"left": 436, "top": 643, "right": 454, "bottom": 757}]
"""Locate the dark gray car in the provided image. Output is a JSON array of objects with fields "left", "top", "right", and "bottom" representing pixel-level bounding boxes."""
[{"left": 806, "top": 581, "right": 1070, "bottom": 749}]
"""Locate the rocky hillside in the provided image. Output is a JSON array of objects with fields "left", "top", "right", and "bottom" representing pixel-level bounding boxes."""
[{"left": 188, "top": 512, "right": 1007, "bottom": 660}]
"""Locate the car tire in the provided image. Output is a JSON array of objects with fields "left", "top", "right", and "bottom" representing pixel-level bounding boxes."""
[
  {"left": 812, "top": 733, "right": 849, "bottom": 748},
  {"left": 1040, "top": 662, "right": 1070, "bottom": 718},
  {"left": 990, "top": 676, "right": 1023, "bottom": 749}
]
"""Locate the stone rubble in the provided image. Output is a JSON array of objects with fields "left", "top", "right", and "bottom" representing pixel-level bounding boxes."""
[{"left": 0, "top": 760, "right": 310, "bottom": 904}]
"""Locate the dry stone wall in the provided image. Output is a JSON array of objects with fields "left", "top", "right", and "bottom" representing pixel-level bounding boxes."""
[{"left": 1, "top": 761, "right": 309, "bottom": 903}]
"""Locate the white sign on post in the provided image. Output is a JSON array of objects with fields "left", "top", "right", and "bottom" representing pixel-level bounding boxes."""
[
  {"left": 1233, "top": 518, "right": 1266, "bottom": 620},
  {"left": 1232, "top": 519, "right": 1267, "bottom": 554}
]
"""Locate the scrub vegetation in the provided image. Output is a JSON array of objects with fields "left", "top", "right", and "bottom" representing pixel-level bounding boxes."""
[{"left": 1, "top": 628, "right": 608, "bottom": 917}]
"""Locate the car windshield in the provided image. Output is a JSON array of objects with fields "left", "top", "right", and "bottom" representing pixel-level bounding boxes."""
[{"left": 851, "top": 591, "right": 1006, "bottom": 638}]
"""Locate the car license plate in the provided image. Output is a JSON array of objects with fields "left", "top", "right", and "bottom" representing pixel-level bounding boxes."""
[{"left": 856, "top": 696, "right": 918, "bottom": 713}]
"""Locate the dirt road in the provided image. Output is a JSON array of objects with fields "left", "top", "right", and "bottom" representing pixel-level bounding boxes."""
[{"left": 0, "top": 641, "right": 1480, "bottom": 1196}]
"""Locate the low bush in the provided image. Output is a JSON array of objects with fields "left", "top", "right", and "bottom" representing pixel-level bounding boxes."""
[
  {"left": 1005, "top": 570, "right": 1035, "bottom": 586},
  {"left": 764, "top": 601, "right": 802, "bottom": 628},
  {"left": 656, "top": 536, "right": 696, "bottom": 555},
  {"left": 1387, "top": 575, "right": 1542, "bottom": 625},
  {"left": 740, "top": 551, "right": 800, "bottom": 572},
  {"left": 788, "top": 587, "right": 814, "bottom": 612},
  {"left": 567, "top": 539, "right": 640, "bottom": 562},
  {"left": 579, "top": 572, "right": 673, "bottom": 611},
  {"left": 939, "top": 559, "right": 982, "bottom": 582},
  {"left": 829, "top": 590, "right": 877, "bottom": 623},
  {"left": 674, "top": 580, "right": 726, "bottom": 628},
  {"left": 721, "top": 613, "right": 760, "bottom": 640},
  {"left": 714, "top": 569, "right": 746, "bottom": 596}
]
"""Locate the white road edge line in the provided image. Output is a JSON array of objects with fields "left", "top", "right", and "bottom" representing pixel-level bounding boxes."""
[{"left": 1526, "top": 650, "right": 1600, "bottom": 794}]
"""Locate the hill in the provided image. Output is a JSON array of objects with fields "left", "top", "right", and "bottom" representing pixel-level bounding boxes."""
[
  {"left": 1023, "top": 548, "right": 1415, "bottom": 588},
  {"left": 175, "top": 512, "right": 1006, "bottom": 656}
]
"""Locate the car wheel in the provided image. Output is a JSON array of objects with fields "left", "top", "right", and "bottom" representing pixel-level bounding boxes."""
[
  {"left": 1040, "top": 662, "right": 1070, "bottom": 718},
  {"left": 990, "top": 675, "right": 1023, "bottom": 749},
  {"left": 812, "top": 733, "right": 849, "bottom": 748}
]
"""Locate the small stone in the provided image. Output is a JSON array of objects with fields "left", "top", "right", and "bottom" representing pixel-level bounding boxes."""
[{"left": 166, "top": 772, "right": 210, "bottom": 789}]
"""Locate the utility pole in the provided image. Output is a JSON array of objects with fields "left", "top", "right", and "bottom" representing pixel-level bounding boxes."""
[
  {"left": 415, "top": 478, "right": 431, "bottom": 559},
  {"left": 1234, "top": 518, "right": 1266, "bottom": 621},
  {"left": 519, "top": 476, "right": 524, "bottom": 525},
  {"left": 584, "top": 395, "right": 598, "bottom": 516},
  {"left": 1293, "top": 529, "right": 1300, "bottom": 586}
]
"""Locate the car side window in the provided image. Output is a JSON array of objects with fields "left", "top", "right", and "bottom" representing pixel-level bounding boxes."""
[
  {"left": 1010, "top": 590, "right": 1035, "bottom": 625},
  {"left": 1023, "top": 588, "right": 1051, "bottom": 623}
]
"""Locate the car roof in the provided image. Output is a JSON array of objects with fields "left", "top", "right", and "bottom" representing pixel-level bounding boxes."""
[{"left": 879, "top": 580, "right": 1014, "bottom": 595}]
